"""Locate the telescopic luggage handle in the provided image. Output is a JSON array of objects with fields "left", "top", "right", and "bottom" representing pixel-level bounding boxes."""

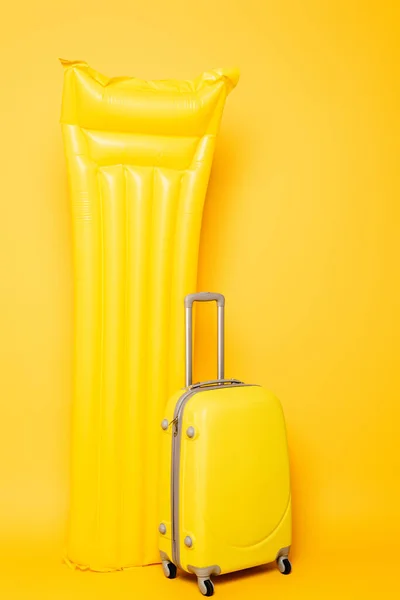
[{"left": 184, "top": 292, "right": 225, "bottom": 387}]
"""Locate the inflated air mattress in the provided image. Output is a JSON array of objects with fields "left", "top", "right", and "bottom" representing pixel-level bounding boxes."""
[{"left": 60, "top": 60, "right": 238, "bottom": 570}]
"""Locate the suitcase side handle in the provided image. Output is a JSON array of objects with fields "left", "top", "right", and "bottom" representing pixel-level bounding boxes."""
[{"left": 184, "top": 292, "right": 225, "bottom": 387}]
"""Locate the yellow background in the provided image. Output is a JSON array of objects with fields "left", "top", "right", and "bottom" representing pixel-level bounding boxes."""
[{"left": 0, "top": 0, "right": 399, "bottom": 598}]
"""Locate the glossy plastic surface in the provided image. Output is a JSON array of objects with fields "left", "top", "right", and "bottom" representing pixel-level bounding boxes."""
[
  {"left": 159, "top": 385, "right": 291, "bottom": 574},
  {"left": 60, "top": 60, "right": 239, "bottom": 570},
  {"left": 159, "top": 389, "right": 182, "bottom": 561}
]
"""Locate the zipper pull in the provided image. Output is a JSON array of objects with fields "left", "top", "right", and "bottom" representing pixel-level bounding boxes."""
[{"left": 170, "top": 416, "right": 178, "bottom": 436}]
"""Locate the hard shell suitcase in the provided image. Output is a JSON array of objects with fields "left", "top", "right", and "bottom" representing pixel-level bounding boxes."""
[{"left": 158, "top": 293, "right": 292, "bottom": 595}]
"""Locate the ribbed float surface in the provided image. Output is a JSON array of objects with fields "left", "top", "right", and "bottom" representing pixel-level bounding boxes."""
[{"left": 60, "top": 60, "right": 238, "bottom": 570}]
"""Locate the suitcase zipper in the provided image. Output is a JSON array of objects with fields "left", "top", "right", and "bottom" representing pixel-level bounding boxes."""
[
  {"left": 171, "top": 389, "right": 193, "bottom": 567},
  {"left": 169, "top": 416, "right": 178, "bottom": 435}
]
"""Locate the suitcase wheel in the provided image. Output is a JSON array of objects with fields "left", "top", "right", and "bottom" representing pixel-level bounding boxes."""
[
  {"left": 162, "top": 560, "right": 177, "bottom": 579},
  {"left": 198, "top": 578, "right": 214, "bottom": 596},
  {"left": 277, "top": 556, "right": 292, "bottom": 575}
]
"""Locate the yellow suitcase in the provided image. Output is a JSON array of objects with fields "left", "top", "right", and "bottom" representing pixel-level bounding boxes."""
[{"left": 159, "top": 293, "right": 292, "bottom": 596}]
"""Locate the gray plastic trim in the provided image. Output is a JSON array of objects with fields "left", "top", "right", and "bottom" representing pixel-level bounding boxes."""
[
  {"left": 184, "top": 292, "right": 225, "bottom": 308},
  {"left": 171, "top": 381, "right": 255, "bottom": 569},
  {"left": 276, "top": 545, "right": 291, "bottom": 559},
  {"left": 186, "top": 426, "right": 195, "bottom": 438},
  {"left": 187, "top": 564, "right": 221, "bottom": 578},
  {"left": 160, "top": 550, "right": 170, "bottom": 562},
  {"left": 189, "top": 379, "right": 243, "bottom": 390}
]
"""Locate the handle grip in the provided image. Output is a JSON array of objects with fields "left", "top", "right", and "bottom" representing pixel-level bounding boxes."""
[
  {"left": 185, "top": 292, "right": 225, "bottom": 308},
  {"left": 184, "top": 292, "right": 225, "bottom": 388}
]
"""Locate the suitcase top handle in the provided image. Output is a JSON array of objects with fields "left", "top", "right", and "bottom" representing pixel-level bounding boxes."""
[{"left": 184, "top": 292, "right": 225, "bottom": 387}]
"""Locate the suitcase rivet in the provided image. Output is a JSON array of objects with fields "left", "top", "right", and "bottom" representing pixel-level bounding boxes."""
[
  {"left": 186, "top": 426, "right": 195, "bottom": 438},
  {"left": 184, "top": 536, "right": 193, "bottom": 547},
  {"left": 161, "top": 419, "right": 169, "bottom": 431},
  {"left": 158, "top": 523, "right": 167, "bottom": 535}
]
